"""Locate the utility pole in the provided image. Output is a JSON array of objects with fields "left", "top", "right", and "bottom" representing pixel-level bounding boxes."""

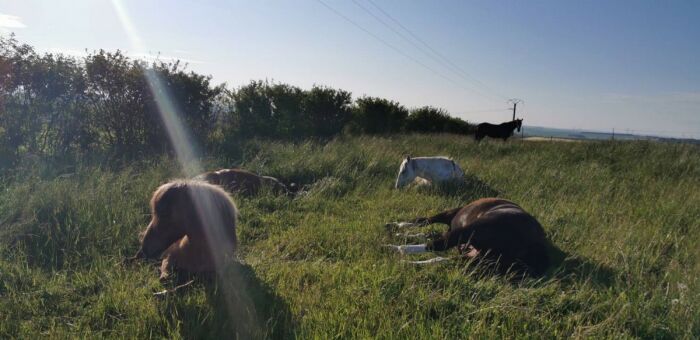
[{"left": 508, "top": 98, "right": 522, "bottom": 121}]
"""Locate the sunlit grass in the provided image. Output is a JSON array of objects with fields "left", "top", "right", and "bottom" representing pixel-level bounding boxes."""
[{"left": 1, "top": 135, "right": 698, "bottom": 338}]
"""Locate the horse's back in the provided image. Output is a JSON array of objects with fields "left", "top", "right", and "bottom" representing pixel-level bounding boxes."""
[
  {"left": 414, "top": 156, "right": 463, "bottom": 180},
  {"left": 202, "top": 168, "right": 262, "bottom": 193},
  {"left": 453, "top": 198, "right": 519, "bottom": 227},
  {"left": 412, "top": 156, "right": 453, "bottom": 162},
  {"left": 453, "top": 198, "right": 545, "bottom": 243},
  {"left": 475, "top": 121, "right": 516, "bottom": 140}
]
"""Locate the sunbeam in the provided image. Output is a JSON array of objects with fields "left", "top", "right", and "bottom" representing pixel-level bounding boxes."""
[
  {"left": 110, "top": 0, "right": 256, "bottom": 335},
  {"left": 142, "top": 69, "right": 202, "bottom": 176},
  {"left": 111, "top": 0, "right": 200, "bottom": 176}
]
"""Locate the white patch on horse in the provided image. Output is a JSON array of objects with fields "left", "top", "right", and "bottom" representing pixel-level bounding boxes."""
[
  {"left": 413, "top": 177, "right": 431, "bottom": 186},
  {"left": 384, "top": 244, "right": 428, "bottom": 255},
  {"left": 395, "top": 156, "right": 465, "bottom": 188},
  {"left": 458, "top": 212, "right": 470, "bottom": 226},
  {"left": 400, "top": 244, "right": 428, "bottom": 254}
]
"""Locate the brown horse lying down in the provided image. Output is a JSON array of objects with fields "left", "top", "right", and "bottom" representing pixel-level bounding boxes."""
[
  {"left": 130, "top": 180, "right": 238, "bottom": 281},
  {"left": 386, "top": 198, "right": 550, "bottom": 276},
  {"left": 196, "top": 168, "right": 293, "bottom": 195}
]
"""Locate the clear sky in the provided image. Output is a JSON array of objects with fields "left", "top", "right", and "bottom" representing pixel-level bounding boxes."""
[{"left": 1, "top": 0, "right": 699, "bottom": 138}]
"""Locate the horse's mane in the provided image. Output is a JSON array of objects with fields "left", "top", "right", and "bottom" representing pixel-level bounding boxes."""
[
  {"left": 151, "top": 180, "right": 238, "bottom": 240},
  {"left": 500, "top": 119, "right": 520, "bottom": 128}
]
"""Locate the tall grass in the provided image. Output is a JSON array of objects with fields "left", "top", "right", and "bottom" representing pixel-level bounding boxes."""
[{"left": 1, "top": 135, "right": 698, "bottom": 338}]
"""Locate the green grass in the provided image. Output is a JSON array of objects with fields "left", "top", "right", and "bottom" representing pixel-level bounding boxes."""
[{"left": 1, "top": 134, "right": 698, "bottom": 338}]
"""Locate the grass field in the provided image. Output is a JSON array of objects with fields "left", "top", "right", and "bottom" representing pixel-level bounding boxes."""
[{"left": 1, "top": 134, "right": 698, "bottom": 338}]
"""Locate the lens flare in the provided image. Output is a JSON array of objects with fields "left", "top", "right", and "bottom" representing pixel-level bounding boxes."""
[
  {"left": 142, "top": 69, "right": 202, "bottom": 176},
  {"left": 111, "top": 0, "right": 200, "bottom": 176},
  {"left": 111, "top": 1, "right": 257, "bottom": 334}
]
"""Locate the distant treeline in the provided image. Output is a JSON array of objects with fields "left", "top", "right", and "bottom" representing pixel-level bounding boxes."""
[{"left": 0, "top": 36, "right": 474, "bottom": 170}]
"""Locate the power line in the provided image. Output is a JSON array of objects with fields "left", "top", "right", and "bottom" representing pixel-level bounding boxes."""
[
  {"left": 315, "top": 0, "right": 467, "bottom": 91},
  {"left": 315, "top": 0, "right": 506, "bottom": 105},
  {"left": 365, "top": 0, "right": 508, "bottom": 101},
  {"left": 350, "top": 0, "right": 504, "bottom": 102}
]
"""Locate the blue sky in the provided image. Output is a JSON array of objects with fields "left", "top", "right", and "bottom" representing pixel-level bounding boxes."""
[{"left": 1, "top": 0, "right": 699, "bottom": 138}]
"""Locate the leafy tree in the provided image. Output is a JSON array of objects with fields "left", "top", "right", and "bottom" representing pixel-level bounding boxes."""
[
  {"left": 353, "top": 97, "right": 408, "bottom": 134},
  {"left": 230, "top": 80, "right": 276, "bottom": 138},
  {"left": 148, "top": 60, "right": 223, "bottom": 151},
  {"left": 84, "top": 50, "right": 221, "bottom": 158},
  {"left": 303, "top": 85, "right": 352, "bottom": 138},
  {"left": 0, "top": 37, "right": 476, "bottom": 172},
  {"left": 406, "top": 106, "right": 474, "bottom": 135},
  {"left": 0, "top": 35, "right": 92, "bottom": 166},
  {"left": 268, "top": 83, "right": 306, "bottom": 139}
]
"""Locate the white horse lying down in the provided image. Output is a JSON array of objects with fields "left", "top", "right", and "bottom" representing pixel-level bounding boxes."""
[{"left": 394, "top": 156, "right": 464, "bottom": 188}]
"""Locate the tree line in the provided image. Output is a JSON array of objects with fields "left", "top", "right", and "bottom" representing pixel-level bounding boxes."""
[{"left": 0, "top": 36, "right": 474, "bottom": 170}]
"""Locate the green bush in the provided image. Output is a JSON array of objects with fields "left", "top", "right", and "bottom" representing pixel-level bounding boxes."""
[{"left": 0, "top": 37, "right": 476, "bottom": 173}]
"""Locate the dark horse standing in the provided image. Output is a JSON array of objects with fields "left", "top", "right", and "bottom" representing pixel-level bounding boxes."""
[{"left": 475, "top": 119, "right": 522, "bottom": 141}]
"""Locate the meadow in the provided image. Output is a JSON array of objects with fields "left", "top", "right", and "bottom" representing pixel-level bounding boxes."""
[{"left": 0, "top": 134, "right": 698, "bottom": 338}]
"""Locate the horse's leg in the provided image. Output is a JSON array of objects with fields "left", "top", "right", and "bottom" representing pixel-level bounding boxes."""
[
  {"left": 385, "top": 206, "right": 460, "bottom": 229},
  {"left": 403, "top": 256, "right": 454, "bottom": 265},
  {"left": 412, "top": 206, "right": 462, "bottom": 226},
  {"left": 426, "top": 218, "right": 495, "bottom": 252},
  {"left": 159, "top": 256, "right": 173, "bottom": 281},
  {"left": 383, "top": 243, "right": 429, "bottom": 255},
  {"left": 153, "top": 279, "right": 196, "bottom": 297},
  {"left": 384, "top": 207, "right": 464, "bottom": 254},
  {"left": 394, "top": 232, "right": 430, "bottom": 240}
]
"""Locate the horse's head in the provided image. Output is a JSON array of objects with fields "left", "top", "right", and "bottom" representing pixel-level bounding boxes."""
[
  {"left": 136, "top": 184, "right": 189, "bottom": 260},
  {"left": 515, "top": 119, "right": 523, "bottom": 132},
  {"left": 395, "top": 156, "right": 416, "bottom": 189}
]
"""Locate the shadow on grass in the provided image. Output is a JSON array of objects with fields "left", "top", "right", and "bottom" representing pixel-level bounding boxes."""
[
  {"left": 418, "top": 174, "right": 500, "bottom": 201},
  {"left": 545, "top": 244, "right": 615, "bottom": 287},
  {"left": 162, "top": 262, "right": 295, "bottom": 339}
]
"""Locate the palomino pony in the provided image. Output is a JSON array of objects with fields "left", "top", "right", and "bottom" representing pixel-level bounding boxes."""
[
  {"left": 385, "top": 198, "right": 550, "bottom": 276},
  {"left": 196, "top": 168, "right": 293, "bottom": 196},
  {"left": 475, "top": 119, "right": 522, "bottom": 141},
  {"left": 130, "top": 180, "right": 239, "bottom": 282},
  {"left": 395, "top": 156, "right": 465, "bottom": 189}
]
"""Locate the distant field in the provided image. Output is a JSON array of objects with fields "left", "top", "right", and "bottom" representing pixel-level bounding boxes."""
[
  {"left": 523, "top": 125, "right": 700, "bottom": 143},
  {"left": 522, "top": 136, "right": 582, "bottom": 143},
  {"left": 1, "top": 134, "right": 698, "bottom": 338}
]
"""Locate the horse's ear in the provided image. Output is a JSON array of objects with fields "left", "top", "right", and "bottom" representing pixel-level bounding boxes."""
[{"left": 405, "top": 155, "right": 411, "bottom": 162}]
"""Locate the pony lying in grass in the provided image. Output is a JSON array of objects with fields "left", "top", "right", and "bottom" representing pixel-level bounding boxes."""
[
  {"left": 385, "top": 198, "right": 550, "bottom": 276},
  {"left": 395, "top": 156, "right": 465, "bottom": 189},
  {"left": 130, "top": 180, "right": 239, "bottom": 282},
  {"left": 475, "top": 119, "right": 522, "bottom": 141},
  {"left": 196, "top": 168, "right": 294, "bottom": 196}
]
